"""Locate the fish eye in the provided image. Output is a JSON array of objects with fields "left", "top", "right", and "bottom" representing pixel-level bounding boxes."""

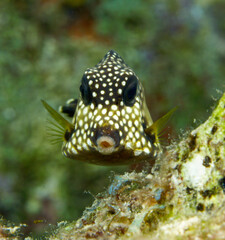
[
  {"left": 80, "top": 75, "right": 92, "bottom": 105},
  {"left": 122, "top": 75, "right": 138, "bottom": 106}
]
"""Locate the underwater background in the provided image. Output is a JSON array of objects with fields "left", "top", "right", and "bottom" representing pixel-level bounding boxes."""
[{"left": 0, "top": 0, "right": 224, "bottom": 237}]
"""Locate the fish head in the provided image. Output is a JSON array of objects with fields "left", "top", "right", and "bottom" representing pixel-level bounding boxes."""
[{"left": 62, "top": 50, "right": 157, "bottom": 165}]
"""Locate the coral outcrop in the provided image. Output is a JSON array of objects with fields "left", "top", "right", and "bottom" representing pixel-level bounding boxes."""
[
  {"left": 50, "top": 92, "right": 225, "bottom": 239},
  {"left": 1, "top": 92, "right": 224, "bottom": 239}
]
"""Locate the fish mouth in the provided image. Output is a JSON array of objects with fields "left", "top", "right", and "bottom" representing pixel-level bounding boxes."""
[{"left": 96, "top": 136, "right": 116, "bottom": 155}]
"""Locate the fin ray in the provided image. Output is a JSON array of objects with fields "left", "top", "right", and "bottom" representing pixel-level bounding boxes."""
[
  {"left": 145, "top": 107, "right": 177, "bottom": 144},
  {"left": 42, "top": 100, "right": 74, "bottom": 143},
  {"left": 42, "top": 100, "right": 74, "bottom": 131}
]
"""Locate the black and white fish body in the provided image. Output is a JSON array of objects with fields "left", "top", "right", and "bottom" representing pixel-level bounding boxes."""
[{"left": 42, "top": 50, "right": 175, "bottom": 165}]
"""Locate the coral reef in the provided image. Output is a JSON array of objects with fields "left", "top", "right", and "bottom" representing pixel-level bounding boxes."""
[
  {"left": 0, "top": 218, "right": 27, "bottom": 239},
  {"left": 49, "top": 92, "right": 225, "bottom": 239}
]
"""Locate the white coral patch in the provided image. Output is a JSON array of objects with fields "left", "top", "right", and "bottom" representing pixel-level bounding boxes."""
[{"left": 182, "top": 153, "right": 212, "bottom": 190}]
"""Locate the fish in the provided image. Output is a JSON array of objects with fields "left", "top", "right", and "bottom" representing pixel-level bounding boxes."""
[{"left": 42, "top": 50, "right": 176, "bottom": 165}]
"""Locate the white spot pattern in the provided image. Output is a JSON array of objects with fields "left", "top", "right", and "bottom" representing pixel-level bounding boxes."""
[{"left": 62, "top": 50, "right": 154, "bottom": 163}]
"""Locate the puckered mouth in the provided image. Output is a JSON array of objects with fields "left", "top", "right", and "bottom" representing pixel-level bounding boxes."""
[{"left": 96, "top": 136, "right": 116, "bottom": 155}]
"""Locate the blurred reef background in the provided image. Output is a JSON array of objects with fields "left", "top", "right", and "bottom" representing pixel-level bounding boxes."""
[{"left": 0, "top": 0, "right": 224, "bottom": 237}]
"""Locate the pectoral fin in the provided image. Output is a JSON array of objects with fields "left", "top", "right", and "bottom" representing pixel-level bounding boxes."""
[
  {"left": 42, "top": 100, "right": 74, "bottom": 143},
  {"left": 145, "top": 107, "right": 177, "bottom": 144}
]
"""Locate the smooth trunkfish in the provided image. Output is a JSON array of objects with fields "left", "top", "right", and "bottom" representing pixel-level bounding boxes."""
[{"left": 42, "top": 50, "right": 175, "bottom": 165}]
